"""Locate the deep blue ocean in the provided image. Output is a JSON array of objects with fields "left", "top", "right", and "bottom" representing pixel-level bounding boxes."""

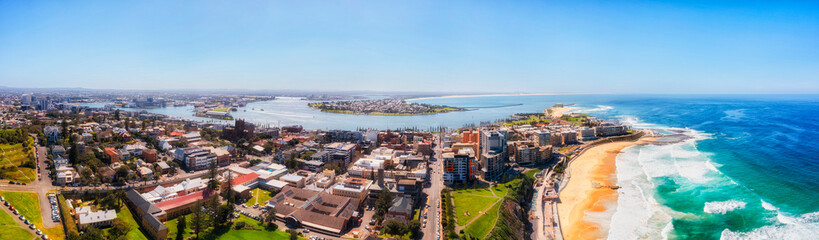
[{"left": 95, "top": 94, "right": 819, "bottom": 239}]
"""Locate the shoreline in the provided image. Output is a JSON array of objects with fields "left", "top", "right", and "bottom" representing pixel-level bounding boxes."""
[
  {"left": 557, "top": 136, "right": 653, "bottom": 240},
  {"left": 405, "top": 92, "right": 580, "bottom": 101}
]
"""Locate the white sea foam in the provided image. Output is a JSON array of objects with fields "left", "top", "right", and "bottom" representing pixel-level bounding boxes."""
[
  {"left": 721, "top": 212, "right": 819, "bottom": 240},
  {"left": 607, "top": 145, "right": 674, "bottom": 239},
  {"left": 703, "top": 200, "right": 746, "bottom": 214},
  {"left": 721, "top": 109, "right": 747, "bottom": 121},
  {"left": 579, "top": 105, "right": 614, "bottom": 112},
  {"left": 761, "top": 200, "right": 779, "bottom": 211}
]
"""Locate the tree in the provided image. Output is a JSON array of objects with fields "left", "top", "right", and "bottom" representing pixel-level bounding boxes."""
[
  {"left": 287, "top": 229, "right": 299, "bottom": 240},
  {"left": 207, "top": 160, "right": 220, "bottom": 191},
  {"left": 223, "top": 170, "right": 234, "bottom": 204},
  {"left": 190, "top": 201, "right": 206, "bottom": 239},
  {"left": 285, "top": 158, "right": 298, "bottom": 172},
  {"left": 116, "top": 166, "right": 130, "bottom": 184},
  {"left": 80, "top": 226, "right": 104, "bottom": 240},
  {"left": 68, "top": 139, "right": 79, "bottom": 164},
  {"left": 61, "top": 119, "right": 69, "bottom": 140},
  {"left": 408, "top": 219, "right": 422, "bottom": 238},
  {"left": 215, "top": 203, "right": 235, "bottom": 227},
  {"left": 263, "top": 207, "right": 277, "bottom": 230},
  {"left": 110, "top": 218, "right": 132, "bottom": 238},
  {"left": 176, "top": 215, "right": 186, "bottom": 240},
  {"left": 382, "top": 219, "right": 408, "bottom": 236},
  {"left": 374, "top": 190, "right": 394, "bottom": 222}
]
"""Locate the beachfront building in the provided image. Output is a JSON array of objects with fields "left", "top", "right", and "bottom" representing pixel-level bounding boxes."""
[
  {"left": 510, "top": 141, "right": 540, "bottom": 165},
  {"left": 596, "top": 123, "right": 628, "bottom": 137}
]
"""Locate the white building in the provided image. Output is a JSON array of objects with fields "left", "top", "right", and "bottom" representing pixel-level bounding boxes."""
[{"left": 78, "top": 210, "right": 117, "bottom": 229}]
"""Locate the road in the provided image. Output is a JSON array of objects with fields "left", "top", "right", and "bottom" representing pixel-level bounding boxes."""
[{"left": 421, "top": 132, "right": 444, "bottom": 240}]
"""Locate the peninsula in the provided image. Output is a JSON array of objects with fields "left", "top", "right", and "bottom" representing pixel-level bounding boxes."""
[{"left": 308, "top": 99, "right": 465, "bottom": 115}]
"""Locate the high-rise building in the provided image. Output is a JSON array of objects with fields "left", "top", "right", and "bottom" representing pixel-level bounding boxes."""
[
  {"left": 442, "top": 148, "right": 478, "bottom": 185},
  {"left": 480, "top": 130, "right": 507, "bottom": 180}
]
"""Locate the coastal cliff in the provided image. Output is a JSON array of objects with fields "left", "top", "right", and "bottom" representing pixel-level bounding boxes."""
[{"left": 486, "top": 173, "right": 535, "bottom": 240}]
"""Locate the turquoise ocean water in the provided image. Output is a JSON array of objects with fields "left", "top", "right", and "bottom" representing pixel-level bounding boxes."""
[{"left": 96, "top": 94, "right": 819, "bottom": 239}]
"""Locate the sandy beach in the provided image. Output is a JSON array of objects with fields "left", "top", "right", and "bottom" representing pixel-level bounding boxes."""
[
  {"left": 557, "top": 137, "right": 652, "bottom": 240},
  {"left": 548, "top": 106, "right": 579, "bottom": 118}
]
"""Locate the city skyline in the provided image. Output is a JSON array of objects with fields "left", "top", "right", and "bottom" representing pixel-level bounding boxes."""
[{"left": 1, "top": 0, "right": 818, "bottom": 94}]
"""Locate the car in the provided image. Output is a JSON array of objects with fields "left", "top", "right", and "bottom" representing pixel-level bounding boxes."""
[
  {"left": 369, "top": 219, "right": 376, "bottom": 225},
  {"left": 29, "top": 224, "right": 35, "bottom": 229},
  {"left": 8, "top": 181, "right": 13, "bottom": 184},
  {"left": 21, "top": 183, "right": 26, "bottom": 185},
  {"left": 303, "top": 229, "right": 310, "bottom": 233},
  {"left": 35, "top": 229, "right": 42, "bottom": 235}
]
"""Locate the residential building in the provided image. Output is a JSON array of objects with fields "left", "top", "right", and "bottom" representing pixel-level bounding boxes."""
[
  {"left": 44, "top": 126, "right": 61, "bottom": 143},
  {"left": 174, "top": 147, "right": 217, "bottom": 171},
  {"left": 480, "top": 130, "right": 507, "bottom": 180},
  {"left": 442, "top": 148, "right": 478, "bottom": 184},
  {"left": 325, "top": 142, "right": 356, "bottom": 166},
  {"left": 142, "top": 149, "right": 158, "bottom": 163},
  {"left": 104, "top": 147, "right": 121, "bottom": 164}
]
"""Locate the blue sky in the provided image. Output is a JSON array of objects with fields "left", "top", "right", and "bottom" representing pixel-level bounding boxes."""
[{"left": 1, "top": 0, "right": 817, "bottom": 93}]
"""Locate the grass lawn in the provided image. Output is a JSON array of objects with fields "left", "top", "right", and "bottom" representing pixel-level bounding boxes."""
[
  {"left": 453, "top": 187, "right": 495, "bottom": 197},
  {"left": 0, "top": 191, "right": 42, "bottom": 225},
  {"left": 0, "top": 207, "right": 35, "bottom": 240},
  {"left": 0, "top": 143, "right": 36, "bottom": 183},
  {"left": 464, "top": 200, "right": 500, "bottom": 239},
  {"left": 234, "top": 215, "right": 263, "bottom": 229},
  {"left": 451, "top": 192, "right": 498, "bottom": 226},
  {"left": 116, "top": 201, "right": 149, "bottom": 240},
  {"left": 167, "top": 212, "right": 305, "bottom": 240},
  {"left": 166, "top": 212, "right": 215, "bottom": 240},
  {"left": 525, "top": 169, "right": 540, "bottom": 179},
  {"left": 165, "top": 215, "right": 194, "bottom": 240},
  {"left": 217, "top": 230, "right": 306, "bottom": 240},
  {"left": 245, "top": 188, "right": 273, "bottom": 206},
  {"left": 491, "top": 178, "right": 521, "bottom": 198}
]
